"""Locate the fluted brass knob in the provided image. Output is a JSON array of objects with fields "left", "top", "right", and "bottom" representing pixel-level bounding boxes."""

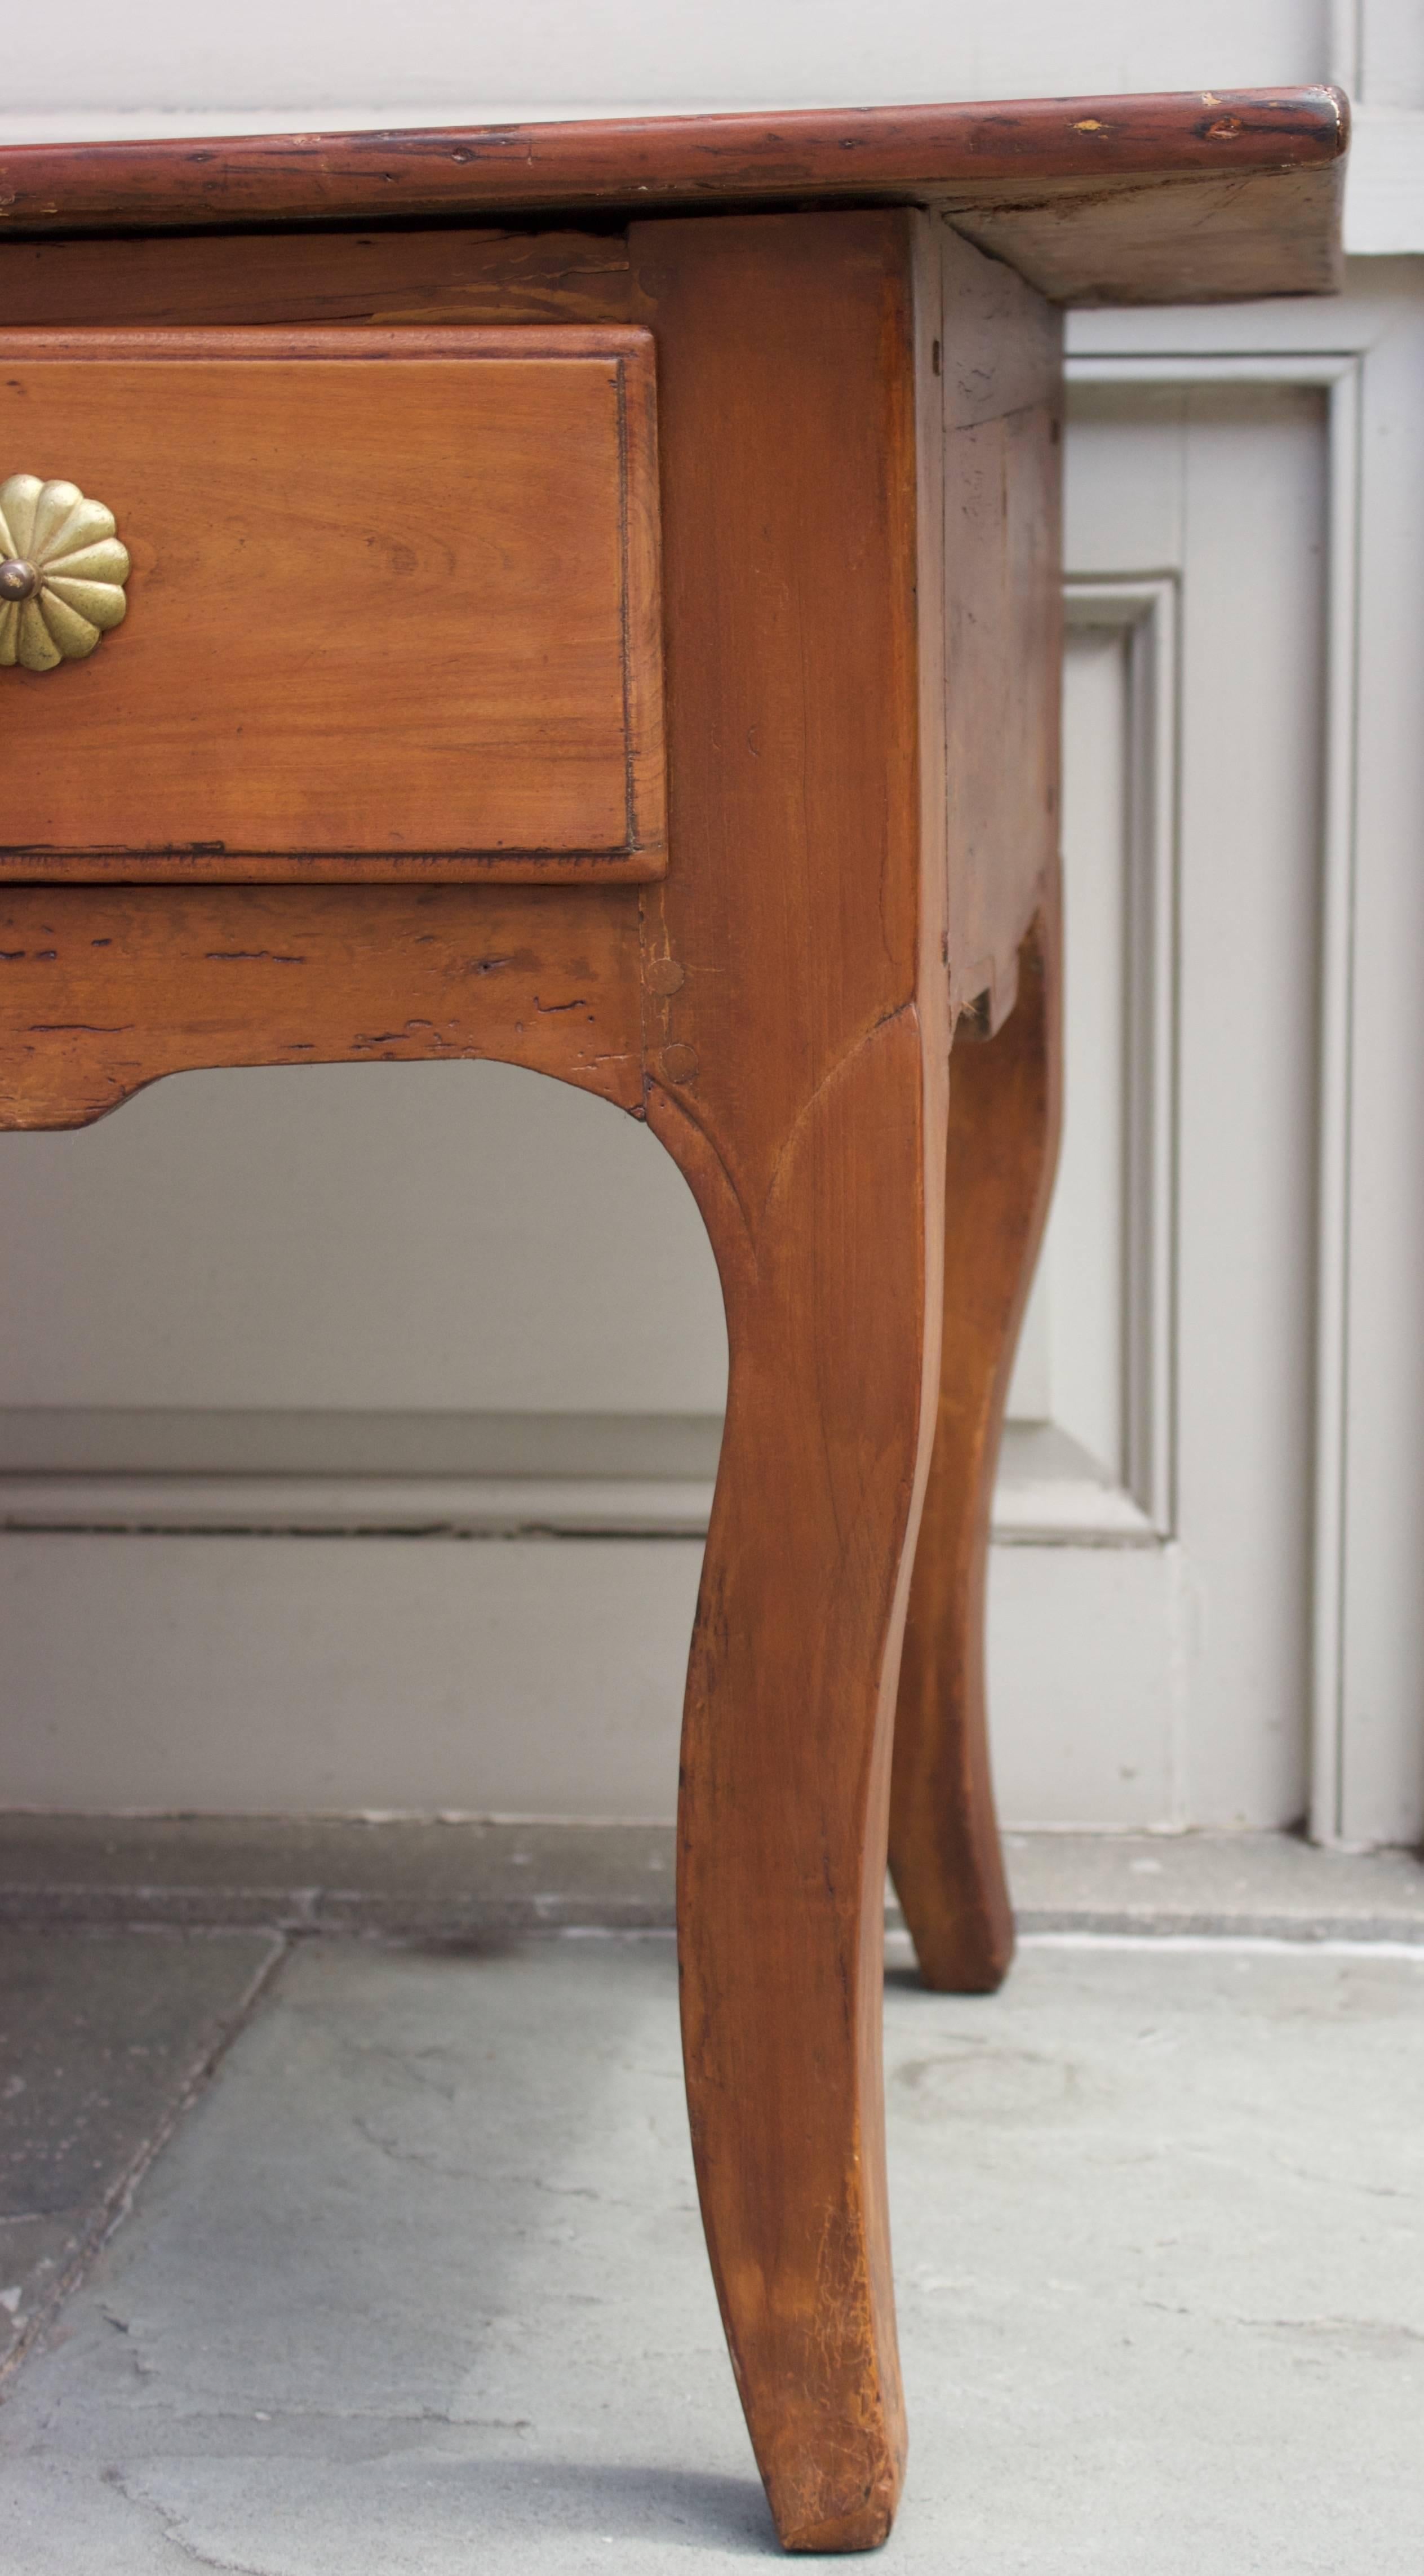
[{"left": 0, "top": 475, "right": 131, "bottom": 671}]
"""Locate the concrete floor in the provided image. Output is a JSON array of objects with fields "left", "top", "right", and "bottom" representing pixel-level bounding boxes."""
[{"left": 1, "top": 1886, "right": 1422, "bottom": 2571}]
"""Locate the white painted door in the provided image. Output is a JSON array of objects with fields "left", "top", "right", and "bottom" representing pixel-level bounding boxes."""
[{"left": 991, "top": 379, "right": 1327, "bottom": 1828}]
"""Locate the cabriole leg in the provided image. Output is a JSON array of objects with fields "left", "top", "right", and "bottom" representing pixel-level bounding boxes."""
[
  {"left": 653, "top": 996, "right": 943, "bottom": 2550},
  {"left": 889, "top": 890, "right": 1063, "bottom": 1993}
]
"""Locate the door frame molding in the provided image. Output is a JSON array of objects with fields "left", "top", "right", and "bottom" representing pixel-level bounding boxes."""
[{"left": 1070, "top": 339, "right": 1364, "bottom": 1847}]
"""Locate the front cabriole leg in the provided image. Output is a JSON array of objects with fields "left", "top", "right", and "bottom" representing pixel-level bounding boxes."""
[{"left": 632, "top": 203, "right": 951, "bottom": 2548}]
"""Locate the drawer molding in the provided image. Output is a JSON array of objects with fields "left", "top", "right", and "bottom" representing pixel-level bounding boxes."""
[{"left": 0, "top": 326, "right": 666, "bottom": 883}]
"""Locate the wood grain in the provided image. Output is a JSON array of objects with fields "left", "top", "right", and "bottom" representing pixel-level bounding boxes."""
[
  {"left": 0, "top": 326, "right": 664, "bottom": 881},
  {"left": 0, "top": 883, "right": 644, "bottom": 1127},
  {"left": 0, "top": 92, "right": 1347, "bottom": 310},
  {"left": 879, "top": 234, "right": 1064, "bottom": 1995},
  {"left": 891, "top": 897, "right": 1063, "bottom": 1992},
  {"left": 943, "top": 158, "right": 1344, "bottom": 305},
  {"left": 0, "top": 228, "right": 637, "bottom": 332},
  {"left": 629, "top": 208, "right": 947, "bottom": 2551},
  {"left": 938, "top": 226, "right": 1063, "bottom": 1025}
]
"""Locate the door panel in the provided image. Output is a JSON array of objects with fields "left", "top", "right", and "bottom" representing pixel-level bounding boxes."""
[{"left": 995, "top": 380, "right": 1325, "bottom": 1828}]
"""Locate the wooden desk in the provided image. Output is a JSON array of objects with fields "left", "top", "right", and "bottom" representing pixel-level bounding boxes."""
[{"left": 0, "top": 90, "right": 1346, "bottom": 2553}]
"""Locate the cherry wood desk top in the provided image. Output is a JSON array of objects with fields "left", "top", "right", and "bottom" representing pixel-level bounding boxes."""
[{"left": 0, "top": 87, "right": 1347, "bottom": 304}]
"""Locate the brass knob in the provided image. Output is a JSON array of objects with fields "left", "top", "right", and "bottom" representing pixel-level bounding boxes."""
[{"left": 0, "top": 475, "right": 131, "bottom": 672}]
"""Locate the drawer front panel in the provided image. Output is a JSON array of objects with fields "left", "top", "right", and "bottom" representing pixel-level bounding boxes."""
[{"left": 0, "top": 327, "right": 665, "bottom": 881}]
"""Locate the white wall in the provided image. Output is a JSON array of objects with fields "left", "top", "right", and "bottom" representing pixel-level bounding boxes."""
[
  {"left": 2, "top": 5, "right": 1421, "bottom": 1839},
  {"left": 0, "top": 2, "right": 1334, "bottom": 135}
]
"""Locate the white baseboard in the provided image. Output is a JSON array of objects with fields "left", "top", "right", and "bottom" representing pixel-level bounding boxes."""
[
  {"left": 0, "top": 1522, "right": 1195, "bottom": 1827},
  {"left": 0, "top": 1407, "right": 1190, "bottom": 1823},
  {"left": 0, "top": 1531, "right": 702, "bottom": 1821}
]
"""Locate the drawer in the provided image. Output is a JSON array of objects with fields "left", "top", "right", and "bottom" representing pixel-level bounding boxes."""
[{"left": 0, "top": 326, "right": 664, "bottom": 881}]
